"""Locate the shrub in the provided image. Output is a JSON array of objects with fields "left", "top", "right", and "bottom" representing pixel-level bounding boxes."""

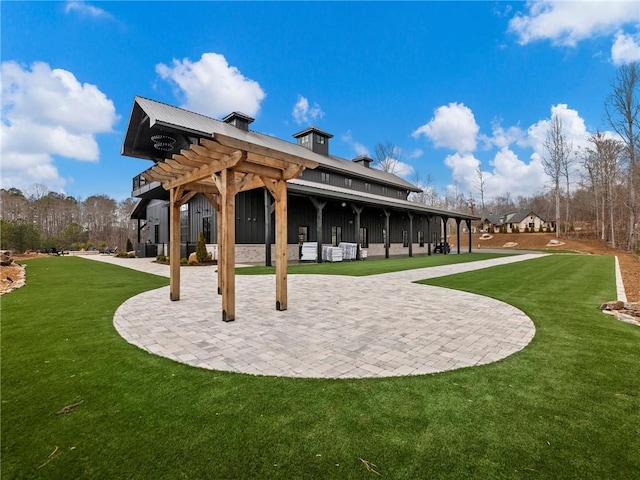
[
  {"left": 127, "top": 252, "right": 136, "bottom": 258},
  {"left": 188, "top": 258, "right": 199, "bottom": 266},
  {"left": 116, "top": 252, "right": 128, "bottom": 258},
  {"left": 180, "top": 257, "right": 188, "bottom": 265},
  {"left": 196, "top": 232, "right": 207, "bottom": 263},
  {"left": 126, "top": 238, "right": 133, "bottom": 252},
  {"left": 156, "top": 255, "right": 167, "bottom": 263}
]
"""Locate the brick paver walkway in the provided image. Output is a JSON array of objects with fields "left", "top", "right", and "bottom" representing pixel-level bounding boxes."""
[{"left": 86, "top": 254, "right": 545, "bottom": 378}]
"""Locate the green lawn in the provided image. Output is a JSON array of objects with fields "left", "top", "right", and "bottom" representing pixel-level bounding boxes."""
[
  {"left": 237, "top": 252, "right": 510, "bottom": 276},
  {"left": 1, "top": 255, "right": 639, "bottom": 479}
]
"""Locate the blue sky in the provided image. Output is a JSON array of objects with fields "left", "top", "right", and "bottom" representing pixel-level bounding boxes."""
[{"left": 2, "top": 1, "right": 639, "bottom": 202}]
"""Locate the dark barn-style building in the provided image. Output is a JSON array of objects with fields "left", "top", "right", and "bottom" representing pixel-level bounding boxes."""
[{"left": 123, "top": 97, "right": 478, "bottom": 264}]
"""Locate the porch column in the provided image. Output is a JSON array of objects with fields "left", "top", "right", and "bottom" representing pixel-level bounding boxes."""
[
  {"left": 466, "top": 219, "right": 472, "bottom": 253},
  {"left": 264, "top": 188, "right": 272, "bottom": 267},
  {"left": 383, "top": 209, "right": 391, "bottom": 259},
  {"left": 310, "top": 197, "right": 326, "bottom": 263},
  {"left": 456, "top": 218, "right": 462, "bottom": 254},
  {"left": 169, "top": 187, "right": 181, "bottom": 301},
  {"left": 442, "top": 215, "right": 449, "bottom": 255},
  {"left": 426, "top": 215, "right": 432, "bottom": 256},
  {"left": 408, "top": 212, "right": 414, "bottom": 257},
  {"left": 350, "top": 203, "right": 363, "bottom": 260}
]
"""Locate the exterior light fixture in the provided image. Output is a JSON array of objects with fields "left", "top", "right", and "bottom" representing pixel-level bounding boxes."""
[{"left": 151, "top": 134, "right": 176, "bottom": 151}]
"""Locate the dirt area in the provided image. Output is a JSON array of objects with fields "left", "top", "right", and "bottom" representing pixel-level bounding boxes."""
[{"left": 1, "top": 237, "right": 639, "bottom": 301}]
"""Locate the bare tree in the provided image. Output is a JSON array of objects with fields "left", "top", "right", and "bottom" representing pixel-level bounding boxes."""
[
  {"left": 543, "top": 115, "right": 572, "bottom": 237},
  {"left": 374, "top": 141, "right": 403, "bottom": 174},
  {"left": 583, "top": 132, "right": 625, "bottom": 247},
  {"left": 605, "top": 62, "right": 640, "bottom": 252},
  {"left": 475, "top": 167, "right": 486, "bottom": 218}
]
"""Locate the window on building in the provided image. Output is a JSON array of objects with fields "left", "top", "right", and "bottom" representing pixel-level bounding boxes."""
[
  {"left": 418, "top": 230, "right": 424, "bottom": 247},
  {"left": 203, "top": 217, "right": 211, "bottom": 243},
  {"left": 331, "top": 226, "right": 342, "bottom": 246},
  {"left": 403, "top": 230, "right": 409, "bottom": 247},
  {"left": 154, "top": 224, "right": 160, "bottom": 243},
  {"left": 364, "top": 183, "right": 371, "bottom": 192},
  {"left": 397, "top": 191, "right": 404, "bottom": 198},
  {"left": 321, "top": 172, "right": 330, "bottom": 183},
  {"left": 180, "top": 204, "right": 189, "bottom": 242},
  {"left": 382, "top": 187, "right": 388, "bottom": 196},
  {"left": 359, "top": 227, "right": 369, "bottom": 248},
  {"left": 300, "top": 135, "right": 311, "bottom": 146},
  {"left": 345, "top": 178, "right": 352, "bottom": 188},
  {"left": 317, "top": 136, "right": 325, "bottom": 144}
]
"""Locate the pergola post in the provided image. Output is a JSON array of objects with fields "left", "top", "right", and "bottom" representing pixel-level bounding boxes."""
[
  {"left": 275, "top": 180, "right": 288, "bottom": 311},
  {"left": 169, "top": 187, "right": 181, "bottom": 301},
  {"left": 466, "top": 218, "right": 472, "bottom": 253},
  {"left": 456, "top": 218, "right": 462, "bottom": 254},
  {"left": 220, "top": 168, "right": 236, "bottom": 322}
]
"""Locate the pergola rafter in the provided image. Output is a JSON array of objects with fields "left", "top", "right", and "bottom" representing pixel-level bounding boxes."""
[{"left": 145, "top": 135, "right": 317, "bottom": 322}]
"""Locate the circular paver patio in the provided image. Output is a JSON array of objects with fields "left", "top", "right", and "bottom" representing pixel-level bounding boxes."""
[{"left": 94, "top": 254, "right": 541, "bottom": 378}]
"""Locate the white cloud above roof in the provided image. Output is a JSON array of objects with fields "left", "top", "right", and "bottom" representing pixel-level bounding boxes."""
[
  {"left": 156, "top": 52, "right": 266, "bottom": 119},
  {"left": 611, "top": 31, "right": 640, "bottom": 65},
  {"left": 64, "top": 1, "right": 112, "bottom": 19},
  {"left": 508, "top": 0, "right": 640, "bottom": 47},
  {"left": 292, "top": 95, "right": 324, "bottom": 125},
  {"left": 1, "top": 61, "right": 118, "bottom": 192},
  {"left": 412, "top": 102, "right": 479, "bottom": 153}
]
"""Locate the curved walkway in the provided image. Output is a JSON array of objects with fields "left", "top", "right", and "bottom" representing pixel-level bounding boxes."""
[{"left": 86, "top": 254, "right": 544, "bottom": 378}]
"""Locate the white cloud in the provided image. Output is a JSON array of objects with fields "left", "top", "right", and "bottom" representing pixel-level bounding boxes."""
[
  {"left": 156, "top": 52, "right": 266, "bottom": 118},
  {"left": 1, "top": 61, "right": 118, "bottom": 192},
  {"left": 407, "top": 148, "right": 424, "bottom": 159},
  {"left": 611, "top": 30, "right": 640, "bottom": 65},
  {"left": 64, "top": 1, "right": 112, "bottom": 19},
  {"left": 341, "top": 130, "right": 369, "bottom": 157},
  {"left": 292, "top": 95, "right": 324, "bottom": 125},
  {"left": 374, "top": 160, "right": 415, "bottom": 179},
  {"left": 480, "top": 121, "right": 526, "bottom": 150},
  {"left": 508, "top": 0, "right": 640, "bottom": 47},
  {"left": 412, "top": 102, "right": 479, "bottom": 153},
  {"left": 440, "top": 103, "right": 592, "bottom": 202},
  {"left": 526, "top": 103, "right": 590, "bottom": 156}
]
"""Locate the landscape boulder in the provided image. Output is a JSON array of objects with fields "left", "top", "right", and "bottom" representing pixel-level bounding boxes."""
[{"left": 0, "top": 251, "right": 13, "bottom": 267}]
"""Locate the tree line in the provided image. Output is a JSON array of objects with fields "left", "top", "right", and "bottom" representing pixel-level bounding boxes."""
[{"left": 0, "top": 185, "right": 137, "bottom": 254}]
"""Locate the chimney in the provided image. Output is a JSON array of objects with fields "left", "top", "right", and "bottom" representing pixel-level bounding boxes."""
[
  {"left": 222, "top": 112, "right": 254, "bottom": 131},
  {"left": 293, "top": 127, "right": 333, "bottom": 156},
  {"left": 352, "top": 154, "right": 373, "bottom": 168}
]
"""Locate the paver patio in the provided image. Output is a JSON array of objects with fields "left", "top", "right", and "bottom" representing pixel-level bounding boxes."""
[{"left": 85, "top": 254, "right": 547, "bottom": 378}]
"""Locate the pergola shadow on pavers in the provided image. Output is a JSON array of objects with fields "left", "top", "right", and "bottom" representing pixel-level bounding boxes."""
[{"left": 97, "top": 254, "right": 545, "bottom": 379}]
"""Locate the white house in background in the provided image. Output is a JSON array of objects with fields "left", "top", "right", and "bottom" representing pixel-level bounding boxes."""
[{"left": 482, "top": 211, "right": 555, "bottom": 233}]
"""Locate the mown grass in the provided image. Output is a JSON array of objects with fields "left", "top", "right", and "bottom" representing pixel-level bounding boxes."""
[
  {"left": 237, "top": 252, "right": 509, "bottom": 276},
  {"left": 1, "top": 255, "right": 639, "bottom": 479}
]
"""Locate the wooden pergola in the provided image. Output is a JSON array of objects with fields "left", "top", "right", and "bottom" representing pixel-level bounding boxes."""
[{"left": 142, "top": 133, "right": 318, "bottom": 322}]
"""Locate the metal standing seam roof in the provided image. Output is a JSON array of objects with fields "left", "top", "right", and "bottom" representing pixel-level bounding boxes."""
[
  {"left": 288, "top": 179, "right": 479, "bottom": 220},
  {"left": 128, "top": 96, "right": 421, "bottom": 193}
]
